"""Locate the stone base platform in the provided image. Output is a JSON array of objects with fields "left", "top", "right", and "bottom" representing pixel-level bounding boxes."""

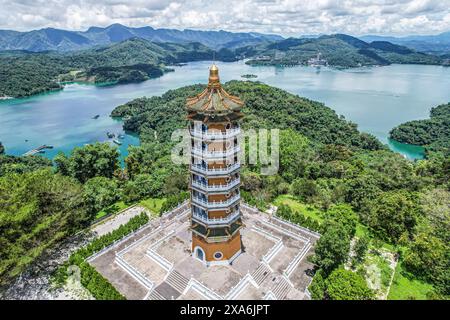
[{"left": 88, "top": 203, "right": 320, "bottom": 300}]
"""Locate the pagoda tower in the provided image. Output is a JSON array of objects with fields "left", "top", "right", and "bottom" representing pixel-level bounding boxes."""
[{"left": 186, "top": 64, "right": 244, "bottom": 266}]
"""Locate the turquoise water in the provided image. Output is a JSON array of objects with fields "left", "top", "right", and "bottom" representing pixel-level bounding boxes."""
[{"left": 1, "top": 61, "right": 449, "bottom": 161}]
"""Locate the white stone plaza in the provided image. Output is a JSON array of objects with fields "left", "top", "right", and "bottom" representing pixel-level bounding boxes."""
[{"left": 88, "top": 202, "right": 319, "bottom": 300}]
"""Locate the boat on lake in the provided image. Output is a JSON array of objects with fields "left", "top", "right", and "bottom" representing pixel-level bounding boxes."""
[
  {"left": 113, "top": 139, "right": 122, "bottom": 145},
  {"left": 107, "top": 132, "right": 115, "bottom": 138},
  {"left": 92, "top": 115, "right": 100, "bottom": 119}
]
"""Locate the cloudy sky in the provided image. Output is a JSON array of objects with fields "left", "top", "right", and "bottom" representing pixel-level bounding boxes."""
[{"left": 1, "top": 0, "right": 449, "bottom": 36}]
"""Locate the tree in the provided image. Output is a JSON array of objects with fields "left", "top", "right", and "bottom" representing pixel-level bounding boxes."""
[
  {"left": 291, "top": 178, "right": 319, "bottom": 201},
  {"left": 353, "top": 235, "right": 370, "bottom": 264},
  {"left": 0, "top": 154, "right": 52, "bottom": 177},
  {"left": 55, "top": 143, "right": 120, "bottom": 183},
  {"left": 420, "top": 188, "right": 450, "bottom": 242},
  {"left": 0, "top": 142, "right": 4, "bottom": 155},
  {"left": 327, "top": 204, "right": 358, "bottom": 237},
  {"left": 123, "top": 173, "right": 163, "bottom": 203},
  {"left": 325, "top": 268, "right": 374, "bottom": 300},
  {"left": 345, "top": 174, "right": 381, "bottom": 213},
  {"left": 83, "top": 177, "right": 120, "bottom": 217},
  {"left": 367, "top": 190, "right": 420, "bottom": 243},
  {"left": 279, "top": 129, "right": 312, "bottom": 182},
  {"left": 404, "top": 230, "right": 449, "bottom": 294},
  {"left": 0, "top": 169, "right": 89, "bottom": 286},
  {"left": 241, "top": 171, "right": 263, "bottom": 192},
  {"left": 312, "top": 221, "right": 351, "bottom": 275},
  {"left": 308, "top": 269, "right": 326, "bottom": 300}
]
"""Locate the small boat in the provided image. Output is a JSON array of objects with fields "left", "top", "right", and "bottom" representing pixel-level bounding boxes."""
[
  {"left": 107, "top": 132, "right": 115, "bottom": 138},
  {"left": 113, "top": 139, "right": 122, "bottom": 145},
  {"left": 92, "top": 115, "right": 100, "bottom": 119},
  {"left": 37, "top": 150, "right": 46, "bottom": 154},
  {"left": 118, "top": 134, "right": 125, "bottom": 139}
]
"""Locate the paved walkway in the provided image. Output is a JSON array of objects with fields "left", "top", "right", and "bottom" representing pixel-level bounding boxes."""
[{"left": 91, "top": 206, "right": 149, "bottom": 237}]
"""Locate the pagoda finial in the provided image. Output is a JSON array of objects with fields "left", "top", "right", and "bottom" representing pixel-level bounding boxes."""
[{"left": 208, "top": 64, "right": 220, "bottom": 88}]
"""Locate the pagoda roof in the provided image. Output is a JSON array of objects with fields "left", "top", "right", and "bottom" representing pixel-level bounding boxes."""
[{"left": 186, "top": 64, "right": 244, "bottom": 117}]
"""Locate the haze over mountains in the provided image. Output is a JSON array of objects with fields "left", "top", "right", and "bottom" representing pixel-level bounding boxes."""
[
  {"left": 360, "top": 32, "right": 450, "bottom": 55},
  {"left": 0, "top": 24, "right": 283, "bottom": 52},
  {"left": 1, "top": 23, "right": 449, "bottom": 56}
]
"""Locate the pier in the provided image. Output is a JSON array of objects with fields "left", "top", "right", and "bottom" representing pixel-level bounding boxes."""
[{"left": 22, "top": 145, "right": 54, "bottom": 156}]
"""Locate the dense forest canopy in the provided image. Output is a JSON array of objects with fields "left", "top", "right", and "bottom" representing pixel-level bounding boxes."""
[
  {"left": 112, "top": 81, "right": 383, "bottom": 151},
  {"left": 390, "top": 103, "right": 450, "bottom": 158}
]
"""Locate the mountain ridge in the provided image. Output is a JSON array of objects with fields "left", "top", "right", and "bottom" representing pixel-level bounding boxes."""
[{"left": 0, "top": 23, "right": 283, "bottom": 52}]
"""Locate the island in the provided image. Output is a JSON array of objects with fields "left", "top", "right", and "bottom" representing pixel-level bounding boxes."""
[
  {"left": 390, "top": 103, "right": 450, "bottom": 157},
  {"left": 241, "top": 74, "right": 258, "bottom": 79}
]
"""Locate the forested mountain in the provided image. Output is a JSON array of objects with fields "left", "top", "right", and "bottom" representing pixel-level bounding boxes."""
[
  {"left": 243, "top": 34, "right": 443, "bottom": 68},
  {"left": 361, "top": 32, "right": 450, "bottom": 55},
  {"left": 390, "top": 103, "right": 450, "bottom": 157},
  {"left": 0, "top": 24, "right": 283, "bottom": 52},
  {"left": 0, "top": 38, "right": 236, "bottom": 98}
]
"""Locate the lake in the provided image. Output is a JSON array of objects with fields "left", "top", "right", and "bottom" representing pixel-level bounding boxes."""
[{"left": 1, "top": 61, "right": 449, "bottom": 161}]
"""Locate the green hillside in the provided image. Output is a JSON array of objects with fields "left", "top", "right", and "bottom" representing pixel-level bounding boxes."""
[
  {"left": 0, "top": 38, "right": 235, "bottom": 98},
  {"left": 243, "top": 34, "right": 443, "bottom": 68},
  {"left": 112, "top": 81, "right": 383, "bottom": 150},
  {"left": 390, "top": 103, "right": 450, "bottom": 157}
]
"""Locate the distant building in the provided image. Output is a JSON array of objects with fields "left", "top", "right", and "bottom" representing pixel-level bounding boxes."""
[
  {"left": 308, "top": 52, "right": 328, "bottom": 67},
  {"left": 186, "top": 65, "right": 244, "bottom": 266}
]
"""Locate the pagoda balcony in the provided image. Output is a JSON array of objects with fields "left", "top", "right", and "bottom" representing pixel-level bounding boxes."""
[
  {"left": 190, "top": 128, "right": 240, "bottom": 140},
  {"left": 191, "top": 162, "right": 240, "bottom": 175},
  {"left": 192, "top": 210, "right": 241, "bottom": 225},
  {"left": 191, "top": 178, "right": 240, "bottom": 192},
  {"left": 192, "top": 194, "right": 240, "bottom": 209},
  {"left": 191, "top": 146, "right": 240, "bottom": 158}
]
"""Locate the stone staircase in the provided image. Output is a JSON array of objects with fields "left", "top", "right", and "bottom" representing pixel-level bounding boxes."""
[
  {"left": 166, "top": 270, "right": 190, "bottom": 293},
  {"left": 251, "top": 263, "right": 271, "bottom": 286},
  {"left": 272, "top": 277, "right": 291, "bottom": 300},
  {"left": 147, "top": 288, "right": 166, "bottom": 300}
]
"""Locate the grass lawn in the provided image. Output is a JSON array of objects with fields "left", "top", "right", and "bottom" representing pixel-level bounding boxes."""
[
  {"left": 387, "top": 261, "right": 434, "bottom": 300},
  {"left": 273, "top": 195, "right": 324, "bottom": 222},
  {"left": 95, "top": 201, "right": 128, "bottom": 220},
  {"left": 139, "top": 198, "right": 166, "bottom": 215}
]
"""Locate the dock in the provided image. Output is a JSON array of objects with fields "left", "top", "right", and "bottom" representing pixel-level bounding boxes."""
[{"left": 22, "top": 145, "right": 53, "bottom": 156}]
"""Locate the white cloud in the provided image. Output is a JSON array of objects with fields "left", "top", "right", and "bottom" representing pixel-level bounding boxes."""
[{"left": 0, "top": 0, "right": 449, "bottom": 36}]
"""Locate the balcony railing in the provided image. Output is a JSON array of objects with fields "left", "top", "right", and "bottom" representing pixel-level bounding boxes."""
[
  {"left": 190, "top": 128, "right": 240, "bottom": 139},
  {"left": 191, "top": 178, "right": 240, "bottom": 192},
  {"left": 191, "top": 163, "right": 240, "bottom": 175},
  {"left": 192, "top": 194, "right": 240, "bottom": 208},
  {"left": 191, "top": 146, "right": 240, "bottom": 158},
  {"left": 192, "top": 210, "right": 241, "bottom": 225}
]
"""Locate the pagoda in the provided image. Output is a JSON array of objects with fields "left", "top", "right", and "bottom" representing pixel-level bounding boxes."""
[{"left": 186, "top": 64, "right": 244, "bottom": 266}]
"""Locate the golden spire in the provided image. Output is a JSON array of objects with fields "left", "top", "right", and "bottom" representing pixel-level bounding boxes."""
[{"left": 208, "top": 64, "right": 220, "bottom": 88}]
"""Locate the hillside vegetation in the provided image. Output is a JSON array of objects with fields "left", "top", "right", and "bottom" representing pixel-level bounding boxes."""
[
  {"left": 0, "top": 38, "right": 235, "bottom": 98},
  {"left": 390, "top": 103, "right": 450, "bottom": 157},
  {"left": 112, "top": 81, "right": 383, "bottom": 150},
  {"left": 243, "top": 34, "right": 443, "bottom": 68}
]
